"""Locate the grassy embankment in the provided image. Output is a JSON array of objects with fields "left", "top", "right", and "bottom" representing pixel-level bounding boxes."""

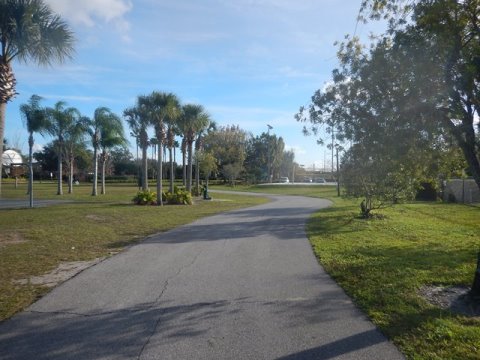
[
  {"left": 0, "top": 180, "right": 268, "bottom": 321},
  {"left": 212, "top": 184, "right": 480, "bottom": 359}
]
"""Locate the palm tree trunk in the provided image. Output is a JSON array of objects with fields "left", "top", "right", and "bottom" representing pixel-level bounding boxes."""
[
  {"left": 187, "top": 140, "right": 193, "bottom": 192},
  {"left": 169, "top": 147, "right": 174, "bottom": 193},
  {"left": 182, "top": 150, "right": 187, "bottom": 187},
  {"left": 68, "top": 154, "right": 74, "bottom": 194},
  {"left": 195, "top": 157, "right": 200, "bottom": 195},
  {"left": 101, "top": 154, "right": 106, "bottom": 195},
  {"left": 28, "top": 133, "right": 34, "bottom": 208},
  {"left": 0, "top": 102, "right": 6, "bottom": 195},
  {"left": 142, "top": 144, "right": 148, "bottom": 191},
  {"left": 182, "top": 140, "right": 187, "bottom": 187},
  {"left": 157, "top": 143, "right": 163, "bottom": 205},
  {"left": 57, "top": 151, "right": 63, "bottom": 195},
  {"left": 92, "top": 146, "right": 98, "bottom": 196}
]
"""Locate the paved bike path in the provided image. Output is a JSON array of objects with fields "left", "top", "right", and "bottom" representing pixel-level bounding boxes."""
[{"left": 0, "top": 195, "right": 404, "bottom": 359}]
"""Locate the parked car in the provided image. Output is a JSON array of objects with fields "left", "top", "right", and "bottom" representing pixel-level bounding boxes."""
[
  {"left": 279, "top": 177, "right": 290, "bottom": 183},
  {"left": 315, "top": 178, "right": 326, "bottom": 183},
  {"left": 303, "top": 177, "right": 313, "bottom": 183}
]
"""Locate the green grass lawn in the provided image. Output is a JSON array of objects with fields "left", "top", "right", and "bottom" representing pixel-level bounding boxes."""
[
  {"left": 217, "top": 183, "right": 480, "bottom": 359},
  {"left": 308, "top": 198, "right": 480, "bottom": 359},
  {"left": 0, "top": 180, "right": 268, "bottom": 321},
  {"left": 210, "top": 183, "right": 338, "bottom": 198}
]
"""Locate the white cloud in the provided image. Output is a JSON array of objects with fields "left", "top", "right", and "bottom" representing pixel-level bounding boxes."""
[{"left": 46, "top": 0, "right": 132, "bottom": 41}]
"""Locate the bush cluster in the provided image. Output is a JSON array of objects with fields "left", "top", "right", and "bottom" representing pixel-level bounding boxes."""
[
  {"left": 132, "top": 189, "right": 159, "bottom": 205},
  {"left": 165, "top": 186, "right": 193, "bottom": 205},
  {"left": 132, "top": 187, "right": 192, "bottom": 206}
]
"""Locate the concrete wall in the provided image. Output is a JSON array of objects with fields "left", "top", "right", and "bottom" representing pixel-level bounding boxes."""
[{"left": 444, "top": 179, "right": 480, "bottom": 204}]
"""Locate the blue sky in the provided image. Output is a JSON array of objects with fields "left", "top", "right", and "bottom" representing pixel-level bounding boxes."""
[{"left": 5, "top": 0, "right": 384, "bottom": 170}]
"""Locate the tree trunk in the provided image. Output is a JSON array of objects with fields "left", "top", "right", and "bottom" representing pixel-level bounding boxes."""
[
  {"left": 169, "top": 147, "right": 174, "bottom": 193},
  {"left": 471, "top": 252, "right": 480, "bottom": 298},
  {"left": 142, "top": 144, "right": 148, "bottom": 191},
  {"left": 92, "top": 146, "right": 98, "bottom": 196},
  {"left": 28, "top": 133, "right": 34, "bottom": 208},
  {"left": 443, "top": 34, "right": 480, "bottom": 192},
  {"left": 0, "top": 102, "right": 6, "bottom": 195},
  {"left": 458, "top": 138, "right": 480, "bottom": 192},
  {"left": 181, "top": 139, "right": 187, "bottom": 187},
  {"left": 182, "top": 150, "right": 186, "bottom": 187},
  {"left": 163, "top": 145, "right": 167, "bottom": 179},
  {"left": 187, "top": 140, "right": 193, "bottom": 192},
  {"left": 157, "top": 142, "right": 163, "bottom": 205},
  {"left": 68, "top": 154, "right": 74, "bottom": 194},
  {"left": 57, "top": 151, "right": 63, "bottom": 195},
  {"left": 195, "top": 157, "right": 200, "bottom": 195},
  {"left": 101, "top": 153, "right": 107, "bottom": 195}
]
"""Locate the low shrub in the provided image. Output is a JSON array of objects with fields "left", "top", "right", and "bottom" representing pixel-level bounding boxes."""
[
  {"left": 133, "top": 190, "right": 157, "bottom": 205},
  {"left": 166, "top": 187, "right": 193, "bottom": 205},
  {"left": 133, "top": 187, "right": 192, "bottom": 206}
]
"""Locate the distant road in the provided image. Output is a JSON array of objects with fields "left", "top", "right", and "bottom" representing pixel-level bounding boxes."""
[{"left": 0, "top": 194, "right": 404, "bottom": 359}]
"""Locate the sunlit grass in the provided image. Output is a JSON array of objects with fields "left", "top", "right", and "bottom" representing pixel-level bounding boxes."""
[
  {"left": 306, "top": 199, "right": 480, "bottom": 359},
  {"left": 0, "top": 180, "right": 268, "bottom": 321},
  {"left": 210, "top": 183, "right": 338, "bottom": 198}
]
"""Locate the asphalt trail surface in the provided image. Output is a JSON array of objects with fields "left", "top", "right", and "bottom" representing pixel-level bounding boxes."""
[{"left": 0, "top": 195, "right": 404, "bottom": 359}]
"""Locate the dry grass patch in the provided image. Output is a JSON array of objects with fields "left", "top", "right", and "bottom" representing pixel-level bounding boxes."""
[{"left": 14, "top": 258, "right": 105, "bottom": 288}]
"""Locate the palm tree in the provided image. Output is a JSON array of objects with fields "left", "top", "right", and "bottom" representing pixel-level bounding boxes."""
[
  {"left": 20, "top": 94, "right": 47, "bottom": 207},
  {"left": 194, "top": 120, "right": 216, "bottom": 194},
  {"left": 84, "top": 114, "right": 101, "bottom": 196},
  {"left": 124, "top": 103, "right": 150, "bottom": 191},
  {"left": 164, "top": 98, "right": 181, "bottom": 194},
  {"left": 98, "top": 112, "right": 125, "bottom": 195},
  {"left": 0, "top": 0, "right": 74, "bottom": 194},
  {"left": 141, "top": 91, "right": 180, "bottom": 205},
  {"left": 64, "top": 116, "right": 85, "bottom": 194},
  {"left": 177, "top": 110, "right": 190, "bottom": 187},
  {"left": 85, "top": 107, "right": 125, "bottom": 196},
  {"left": 179, "top": 104, "right": 211, "bottom": 192},
  {"left": 45, "top": 101, "right": 80, "bottom": 195},
  {"left": 180, "top": 136, "right": 188, "bottom": 186}
]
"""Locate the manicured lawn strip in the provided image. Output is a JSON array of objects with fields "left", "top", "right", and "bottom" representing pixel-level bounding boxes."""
[
  {"left": 307, "top": 199, "right": 480, "bottom": 359},
  {"left": 210, "top": 183, "right": 338, "bottom": 198},
  {"left": 0, "top": 183, "right": 268, "bottom": 321}
]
